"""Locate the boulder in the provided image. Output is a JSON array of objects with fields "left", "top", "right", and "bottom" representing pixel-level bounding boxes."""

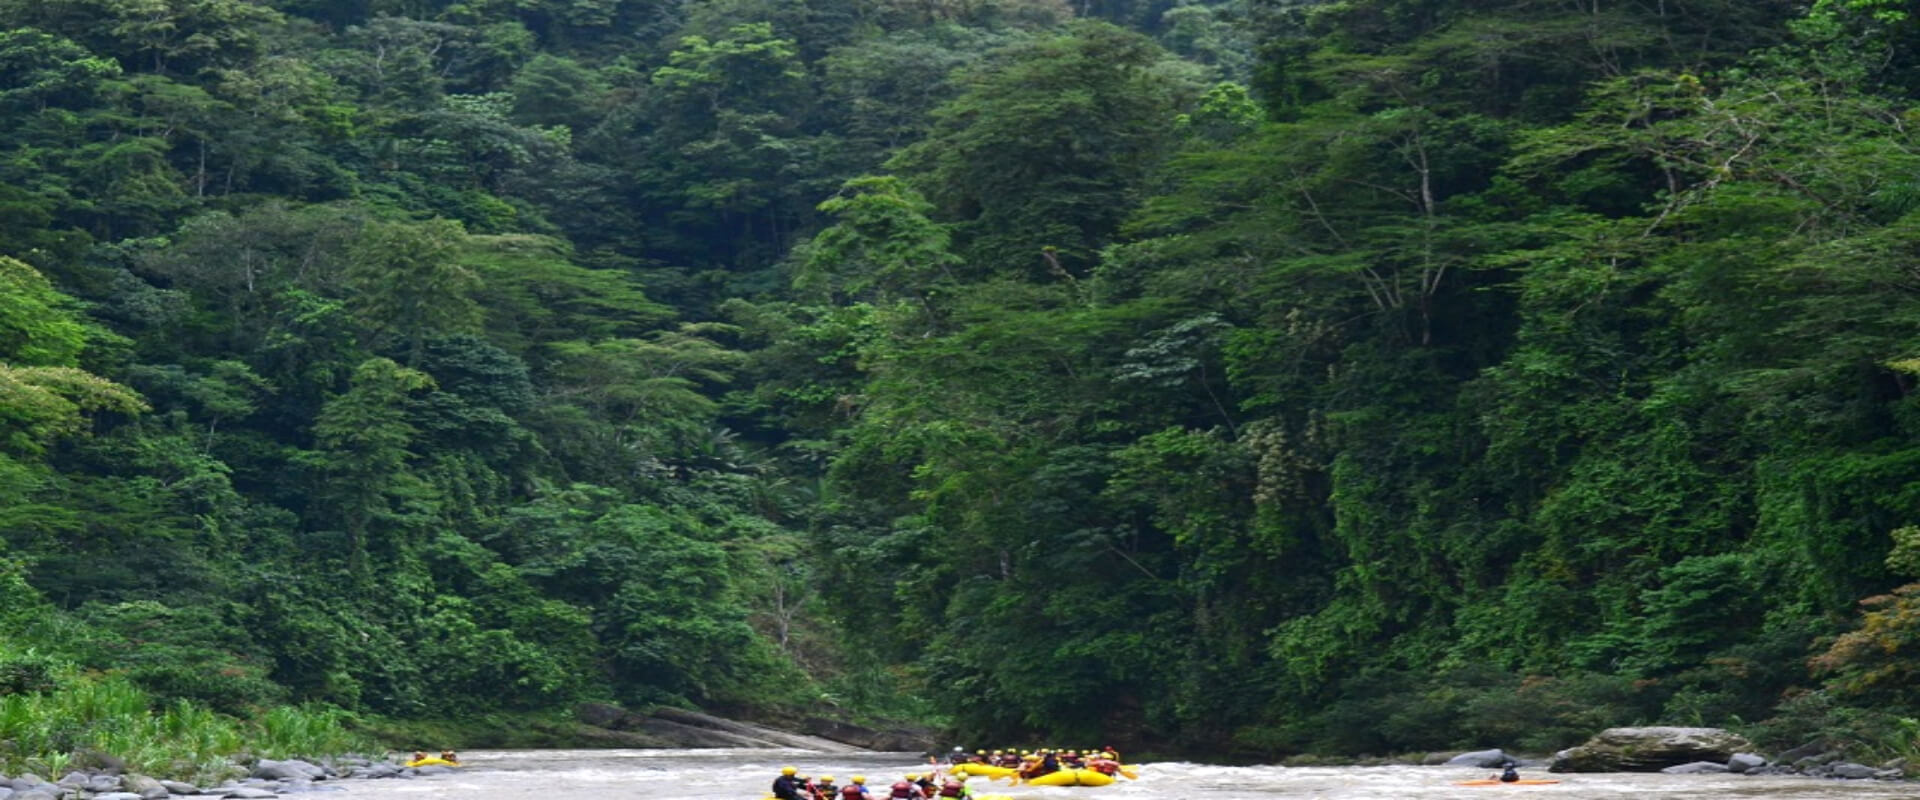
[
  {"left": 1829, "top": 763, "right": 1877, "bottom": 779},
  {"left": 253, "top": 760, "right": 326, "bottom": 781},
  {"left": 1444, "top": 749, "right": 1513, "bottom": 768},
  {"left": 0, "top": 787, "right": 13, "bottom": 800},
  {"left": 1660, "top": 761, "right": 1729, "bottom": 775},
  {"left": 799, "top": 717, "right": 937, "bottom": 753},
  {"left": 1745, "top": 764, "right": 1799, "bottom": 776},
  {"left": 11, "top": 790, "right": 56, "bottom": 800},
  {"left": 1549, "top": 727, "right": 1753, "bottom": 773},
  {"left": 1726, "top": 753, "right": 1766, "bottom": 774},
  {"left": 122, "top": 773, "right": 168, "bottom": 799},
  {"left": 162, "top": 780, "right": 202, "bottom": 794}
]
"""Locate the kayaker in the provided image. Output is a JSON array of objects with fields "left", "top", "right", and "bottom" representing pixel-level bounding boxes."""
[
  {"left": 773, "top": 766, "right": 806, "bottom": 800},
  {"left": 1499, "top": 762, "right": 1520, "bottom": 783}
]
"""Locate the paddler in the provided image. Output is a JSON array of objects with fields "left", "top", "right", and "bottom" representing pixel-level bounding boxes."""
[
  {"left": 1496, "top": 761, "right": 1520, "bottom": 783},
  {"left": 773, "top": 766, "right": 806, "bottom": 800},
  {"left": 817, "top": 775, "right": 839, "bottom": 799},
  {"left": 848, "top": 776, "right": 872, "bottom": 798}
]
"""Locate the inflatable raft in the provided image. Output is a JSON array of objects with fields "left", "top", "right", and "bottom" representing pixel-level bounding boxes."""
[
  {"left": 1023, "top": 769, "right": 1115, "bottom": 787},
  {"left": 405, "top": 757, "right": 461, "bottom": 767}
]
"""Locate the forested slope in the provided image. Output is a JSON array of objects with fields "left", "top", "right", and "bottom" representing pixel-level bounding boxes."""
[{"left": 4, "top": 0, "right": 1920, "bottom": 762}]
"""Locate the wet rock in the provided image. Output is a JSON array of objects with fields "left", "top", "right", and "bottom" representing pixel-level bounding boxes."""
[
  {"left": 253, "top": 760, "right": 326, "bottom": 782},
  {"left": 1549, "top": 727, "right": 1753, "bottom": 773},
  {"left": 1445, "top": 749, "right": 1512, "bottom": 768},
  {"left": 1793, "top": 752, "right": 1840, "bottom": 771},
  {"left": 1829, "top": 763, "right": 1877, "bottom": 779},
  {"left": 161, "top": 779, "right": 202, "bottom": 795},
  {"left": 1660, "top": 762, "right": 1729, "bottom": 775},
  {"left": 92, "top": 793, "right": 145, "bottom": 800},
  {"left": 1744, "top": 764, "right": 1799, "bottom": 776},
  {"left": 121, "top": 773, "right": 168, "bottom": 800},
  {"left": 1874, "top": 769, "right": 1904, "bottom": 780},
  {"left": 1726, "top": 753, "right": 1767, "bottom": 774},
  {"left": 0, "top": 786, "right": 13, "bottom": 800},
  {"left": 11, "top": 790, "right": 57, "bottom": 800}
]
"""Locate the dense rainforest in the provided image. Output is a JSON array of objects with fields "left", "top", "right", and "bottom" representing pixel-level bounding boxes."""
[{"left": 5, "top": 0, "right": 1920, "bottom": 767}]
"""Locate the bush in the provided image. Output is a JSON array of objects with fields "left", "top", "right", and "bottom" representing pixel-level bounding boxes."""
[{"left": 0, "top": 648, "right": 61, "bottom": 696}]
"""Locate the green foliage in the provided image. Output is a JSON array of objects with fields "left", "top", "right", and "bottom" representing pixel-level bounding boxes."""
[{"left": 10, "top": 0, "right": 1920, "bottom": 766}]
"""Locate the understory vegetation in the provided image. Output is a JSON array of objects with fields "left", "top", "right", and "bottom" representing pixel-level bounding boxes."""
[{"left": 4, "top": 0, "right": 1920, "bottom": 767}]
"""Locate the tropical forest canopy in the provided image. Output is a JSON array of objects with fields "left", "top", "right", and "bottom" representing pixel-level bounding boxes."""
[{"left": 5, "top": 0, "right": 1920, "bottom": 759}]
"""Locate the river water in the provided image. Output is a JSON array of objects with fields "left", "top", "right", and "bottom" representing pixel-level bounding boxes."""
[{"left": 319, "top": 749, "right": 1918, "bottom": 800}]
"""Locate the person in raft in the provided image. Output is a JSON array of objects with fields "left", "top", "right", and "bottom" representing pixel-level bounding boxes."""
[
  {"left": 440, "top": 750, "right": 459, "bottom": 764},
  {"left": 773, "top": 766, "right": 806, "bottom": 800}
]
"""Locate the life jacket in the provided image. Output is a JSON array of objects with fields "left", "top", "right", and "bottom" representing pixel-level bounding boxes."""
[
  {"left": 889, "top": 781, "right": 915, "bottom": 799},
  {"left": 841, "top": 786, "right": 864, "bottom": 800},
  {"left": 938, "top": 781, "right": 963, "bottom": 797},
  {"left": 1088, "top": 758, "right": 1119, "bottom": 776}
]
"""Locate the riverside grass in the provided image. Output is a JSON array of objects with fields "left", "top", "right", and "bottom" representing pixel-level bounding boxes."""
[{"left": 0, "top": 675, "right": 374, "bottom": 783}]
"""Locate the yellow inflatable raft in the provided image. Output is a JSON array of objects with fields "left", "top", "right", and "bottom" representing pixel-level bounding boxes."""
[
  {"left": 1022, "top": 769, "right": 1114, "bottom": 787},
  {"left": 950, "top": 764, "right": 1020, "bottom": 780},
  {"left": 404, "top": 757, "right": 461, "bottom": 767}
]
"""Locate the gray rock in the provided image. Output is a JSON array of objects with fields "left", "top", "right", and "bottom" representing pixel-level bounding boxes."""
[
  {"left": 1745, "top": 764, "right": 1799, "bottom": 776},
  {"left": 11, "top": 790, "right": 56, "bottom": 800},
  {"left": 1830, "top": 763, "right": 1877, "bottom": 779},
  {"left": 251, "top": 761, "right": 324, "bottom": 782},
  {"left": 0, "top": 786, "right": 13, "bottom": 800},
  {"left": 91, "top": 793, "right": 145, "bottom": 800},
  {"left": 11, "top": 775, "right": 49, "bottom": 791},
  {"left": 1794, "top": 751, "right": 1840, "bottom": 770},
  {"left": 1550, "top": 727, "right": 1754, "bottom": 773},
  {"left": 121, "top": 774, "right": 167, "bottom": 800},
  {"left": 1876, "top": 769, "right": 1905, "bottom": 780},
  {"left": 1726, "top": 753, "right": 1767, "bottom": 773},
  {"left": 1879, "top": 757, "right": 1908, "bottom": 772},
  {"left": 160, "top": 780, "right": 201, "bottom": 795},
  {"left": 1660, "top": 761, "right": 1730, "bottom": 774},
  {"left": 1445, "top": 749, "right": 1513, "bottom": 768},
  {"left": 221, "top": 789, "right": 278, "bottom": 799},
  {"left": 56, "top": 773, "right": 89, "bottom": 788}
]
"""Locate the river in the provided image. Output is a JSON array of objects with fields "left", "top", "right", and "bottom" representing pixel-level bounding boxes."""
[{"left": 318, "top": 749, "right": 1918, "bottom": 799}]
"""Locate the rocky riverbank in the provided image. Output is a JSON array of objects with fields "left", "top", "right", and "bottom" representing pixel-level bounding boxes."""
[
  {"left": 0, "top": 757, "right": 446, "bottom": 800},
  {"left": 1436, "top": 726, "right": 1909, "bottom": 781}
]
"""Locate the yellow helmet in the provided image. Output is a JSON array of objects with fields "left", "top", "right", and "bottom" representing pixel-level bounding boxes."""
[
  {"left": 821, "top": 776, "right": 835, "bottom": 782},
  {"left": 906, "top": 773, "right": 920, "bottom": 781},
  {"left": 852, "top": 776, "right": 866, "bottom": 784},
  {"left": 781, "top": 766, "right": 798, "bottom": 776}
]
